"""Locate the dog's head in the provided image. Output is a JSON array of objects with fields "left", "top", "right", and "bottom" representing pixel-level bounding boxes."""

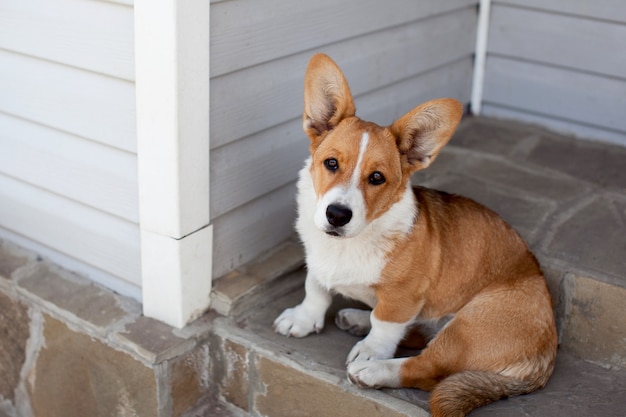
[{"left": 302, "top": 53, "right": 463, "bottom": 238}]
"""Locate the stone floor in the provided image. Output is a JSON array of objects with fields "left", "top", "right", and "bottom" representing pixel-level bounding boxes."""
[
  {"left": 215, "top": 271, "right": 626, "bottom": 417},
  {"left": 210, "top": 116, "right": 626, "bottom": 416}
]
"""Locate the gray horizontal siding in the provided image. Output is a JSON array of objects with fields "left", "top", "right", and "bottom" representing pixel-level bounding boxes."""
[
  {"left": 212, "top": 183, "right": 298, "bottom": 278},
  {"left": 497, "top": 0, "right": 626, "bottom": 23},
  {"left": 483, "top": 57, "right": 626, "bottom": 139},
  {"left": 0, "top": 0, "right": 140, "bottom": 297},
  {"left": 210, "top": 0, "right": 478, "bottom": 277},
  {"left": 210, "top": 0, "right": 476, "bottom": 77},
  {"left": 482, "top": 2, "right": 626, "bottom": 145},
  {"left": 488, "top": 5, "right": 626, "bottom": 80},
  {"left": 211, "top": 7, "right": 478, "bottom": 149}
]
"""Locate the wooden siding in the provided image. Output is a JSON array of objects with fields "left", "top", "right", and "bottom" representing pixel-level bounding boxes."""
[
  {"left": 0, "top": 115, "right": 138, "bottom": 222},
  {"left": 0, "top": 0, "right": 134, "bottom": 81},
  {"left": 210, "top": 1, "right": 477, "bottom": 277},
  {"left": 482, "top": 2, "right": 626, "bottom": 145},
  {"left": 211, "top": 0, "right": 475, "bottom": 78},
  {"left": 496, "top": 0, "right": 626, "bottom": 23},
  {"left": 0, "top": 0, "right": 139, "bottom": 297},
  {"left": 0, "top": 51, "right": 136, "bottom": 152},
  {"left": 0, "top": 175, "right": 141, "bottom": 290}
]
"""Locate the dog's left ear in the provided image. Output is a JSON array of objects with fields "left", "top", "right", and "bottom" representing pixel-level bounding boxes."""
[
  {"left": 303, "top": 54, "right": 356, "bottom": 146},
  {"left": 391, "top": 98, "right": 463, "bottom": 172}
]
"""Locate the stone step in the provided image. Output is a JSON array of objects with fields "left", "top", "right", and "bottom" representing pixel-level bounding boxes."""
[
  {"left": 210, "top": 268, "right": 626, "bottom": 417},
  {"left": 208, "top": 116, "right": 626, "bottom": 416}
]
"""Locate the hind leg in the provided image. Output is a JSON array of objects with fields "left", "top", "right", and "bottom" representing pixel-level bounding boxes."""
[
  {"left": 347, "top": 357, "right": 406, "bottom": 388},
  {"left": 346, "top": 319, "right": 453, "bottom": 390},
  {"left": 360, "top": 282, "right": 557, "bottom": 392},
  {"left": 347, "top": 344, "right": 451, "bottom": 392},
  {"left": 346, "top": 318, "right": 484, "bottom": 393},
  {"left": 346, "top": 316, "right": 521, "bottom": 391}
]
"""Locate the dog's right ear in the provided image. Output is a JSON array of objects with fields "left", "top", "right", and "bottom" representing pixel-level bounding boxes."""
[{"left": 303, "top": 54, "right": 356, "bottom": 147}]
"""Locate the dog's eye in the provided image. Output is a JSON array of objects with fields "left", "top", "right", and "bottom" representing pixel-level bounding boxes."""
[
  {"left": 369, "top": 171, "right": 385, "bottom": 185},
  {"left": 324, "top": 158, "right": 338, "bottom": 171}
]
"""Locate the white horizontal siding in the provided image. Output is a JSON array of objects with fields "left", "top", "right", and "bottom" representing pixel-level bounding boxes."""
[
  {"left": 210, "top": 0, "right": 477, "bottom": 276},
  {"left": 0, "top": 50, "right": 136, "bottom": 152},
  {"left": 0, "top": 0, "right": 139, "bottom": 297},
  {"left": 0, "top": 174, "right": 141, "bottom": 290},
  {"left": 102, "top": 0, "right": 133, "bottom": 6},
  {"left": 482, "top": 2, "right": 626, "bottom": 145},
  {"left": 0, "top": 0, "right": 134, "bottom": 80},
  {"left": 0, "top": 114, "right": 139, "bottom": 222}
]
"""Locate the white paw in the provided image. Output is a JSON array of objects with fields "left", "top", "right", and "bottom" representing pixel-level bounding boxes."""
[
  {"left": 347, "top": 359, "right": 403, "bottom": 389},
  {"left": 273, "top": 305, "right": 324, "bottom": 338},
  {"left": 346, "top": 339, "right": 395, "bottom": 364},
  {"left": 335, "top": 308, "right": 371, "bottom": 336}
]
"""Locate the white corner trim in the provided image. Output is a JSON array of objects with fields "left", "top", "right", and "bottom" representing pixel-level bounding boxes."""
[
  {"left": 471, "top": 0, "right": 492, "bottom": 115},
  {"left": 135, "top": 0, "right": 210, "bottom": 239},
  {"left": 135, "top": 0, "right": 212, "bottom": 327},
  {"left": 141, "top": 226, "right": 213, "bottom": 328}
]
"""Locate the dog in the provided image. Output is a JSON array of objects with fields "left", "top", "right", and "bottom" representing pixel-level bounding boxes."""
[{"left": 273, "top": 53, "right": 557, "bottom": 417}]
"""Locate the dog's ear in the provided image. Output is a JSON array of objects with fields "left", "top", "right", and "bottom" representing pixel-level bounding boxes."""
[
  {"left": 391, "top": 98, "right": 463, "bottom": 173},
  {"left": 303, "top": 54, "right": 356, "bottom": 145}
]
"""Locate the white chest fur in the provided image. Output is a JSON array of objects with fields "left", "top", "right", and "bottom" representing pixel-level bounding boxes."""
[
  {"left": 305, "top": 231, "right": 384, "bottom": 306},
  {"left": 295, "top": 158, "right": 417, "bottom": 307}
]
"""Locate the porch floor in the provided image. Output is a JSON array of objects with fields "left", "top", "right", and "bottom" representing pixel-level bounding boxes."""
[{"left": 210, "top": 116, "right": 626, "bottom": 417}]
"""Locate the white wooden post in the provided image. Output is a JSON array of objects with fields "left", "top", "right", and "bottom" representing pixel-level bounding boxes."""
[
  {"left": 134, "top": 0, "right": 211, "bottom": 328},
  {"left": 471, "top": 0, "right": 491, "bottom": 115}
]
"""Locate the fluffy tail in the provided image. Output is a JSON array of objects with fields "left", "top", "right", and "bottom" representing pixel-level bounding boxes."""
[{"left": 429, "top": 371, "right": 537, "bottom": 417}]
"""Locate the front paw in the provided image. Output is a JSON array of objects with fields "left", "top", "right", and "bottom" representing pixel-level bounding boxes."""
[
  {"left": 346, "top": 339, "right": 394, "bottom": 364},
  {"left": 273, "top": 305, "right": 324, "bottom": 337},
  {"left": 347, "top": 359, "right": 403, "bottom": 389}
]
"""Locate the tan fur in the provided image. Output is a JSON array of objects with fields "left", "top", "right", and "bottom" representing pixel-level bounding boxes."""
[{"left": 301, "top": 54, "right": 558, "bottom": 417}]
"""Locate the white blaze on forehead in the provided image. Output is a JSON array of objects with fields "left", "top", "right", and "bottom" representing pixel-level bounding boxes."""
[
  {"left": 314, "top": 132, "right": 370, "bottom": 236},
  {"left": 351, "top": 132, "right": 370, "bottom": 188}
]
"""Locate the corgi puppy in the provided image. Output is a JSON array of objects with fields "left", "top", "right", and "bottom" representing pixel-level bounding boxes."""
[{"left": 274, "top": 53, "right": 557, "bottom": 417}]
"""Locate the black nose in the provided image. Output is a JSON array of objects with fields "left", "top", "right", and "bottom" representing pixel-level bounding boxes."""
[{"left": 326, "top": 204, "right": 352, "bottom": 227}]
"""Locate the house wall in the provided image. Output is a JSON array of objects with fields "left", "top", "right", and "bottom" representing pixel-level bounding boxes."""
[
  {"left": 4, "top": 0, "right": 623, "bottom": 312},
  {"left": 482, "top": 0, "right": 626, "bottom": 146},
  {"left": 0, "top": 0, "right": 140, "bottom": 298},
  {"left": 0, "top": 0, "right": 479, "bottom": 303},
  {"left": 209, "top": 0, "right": 479, "bottom": 277}
]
